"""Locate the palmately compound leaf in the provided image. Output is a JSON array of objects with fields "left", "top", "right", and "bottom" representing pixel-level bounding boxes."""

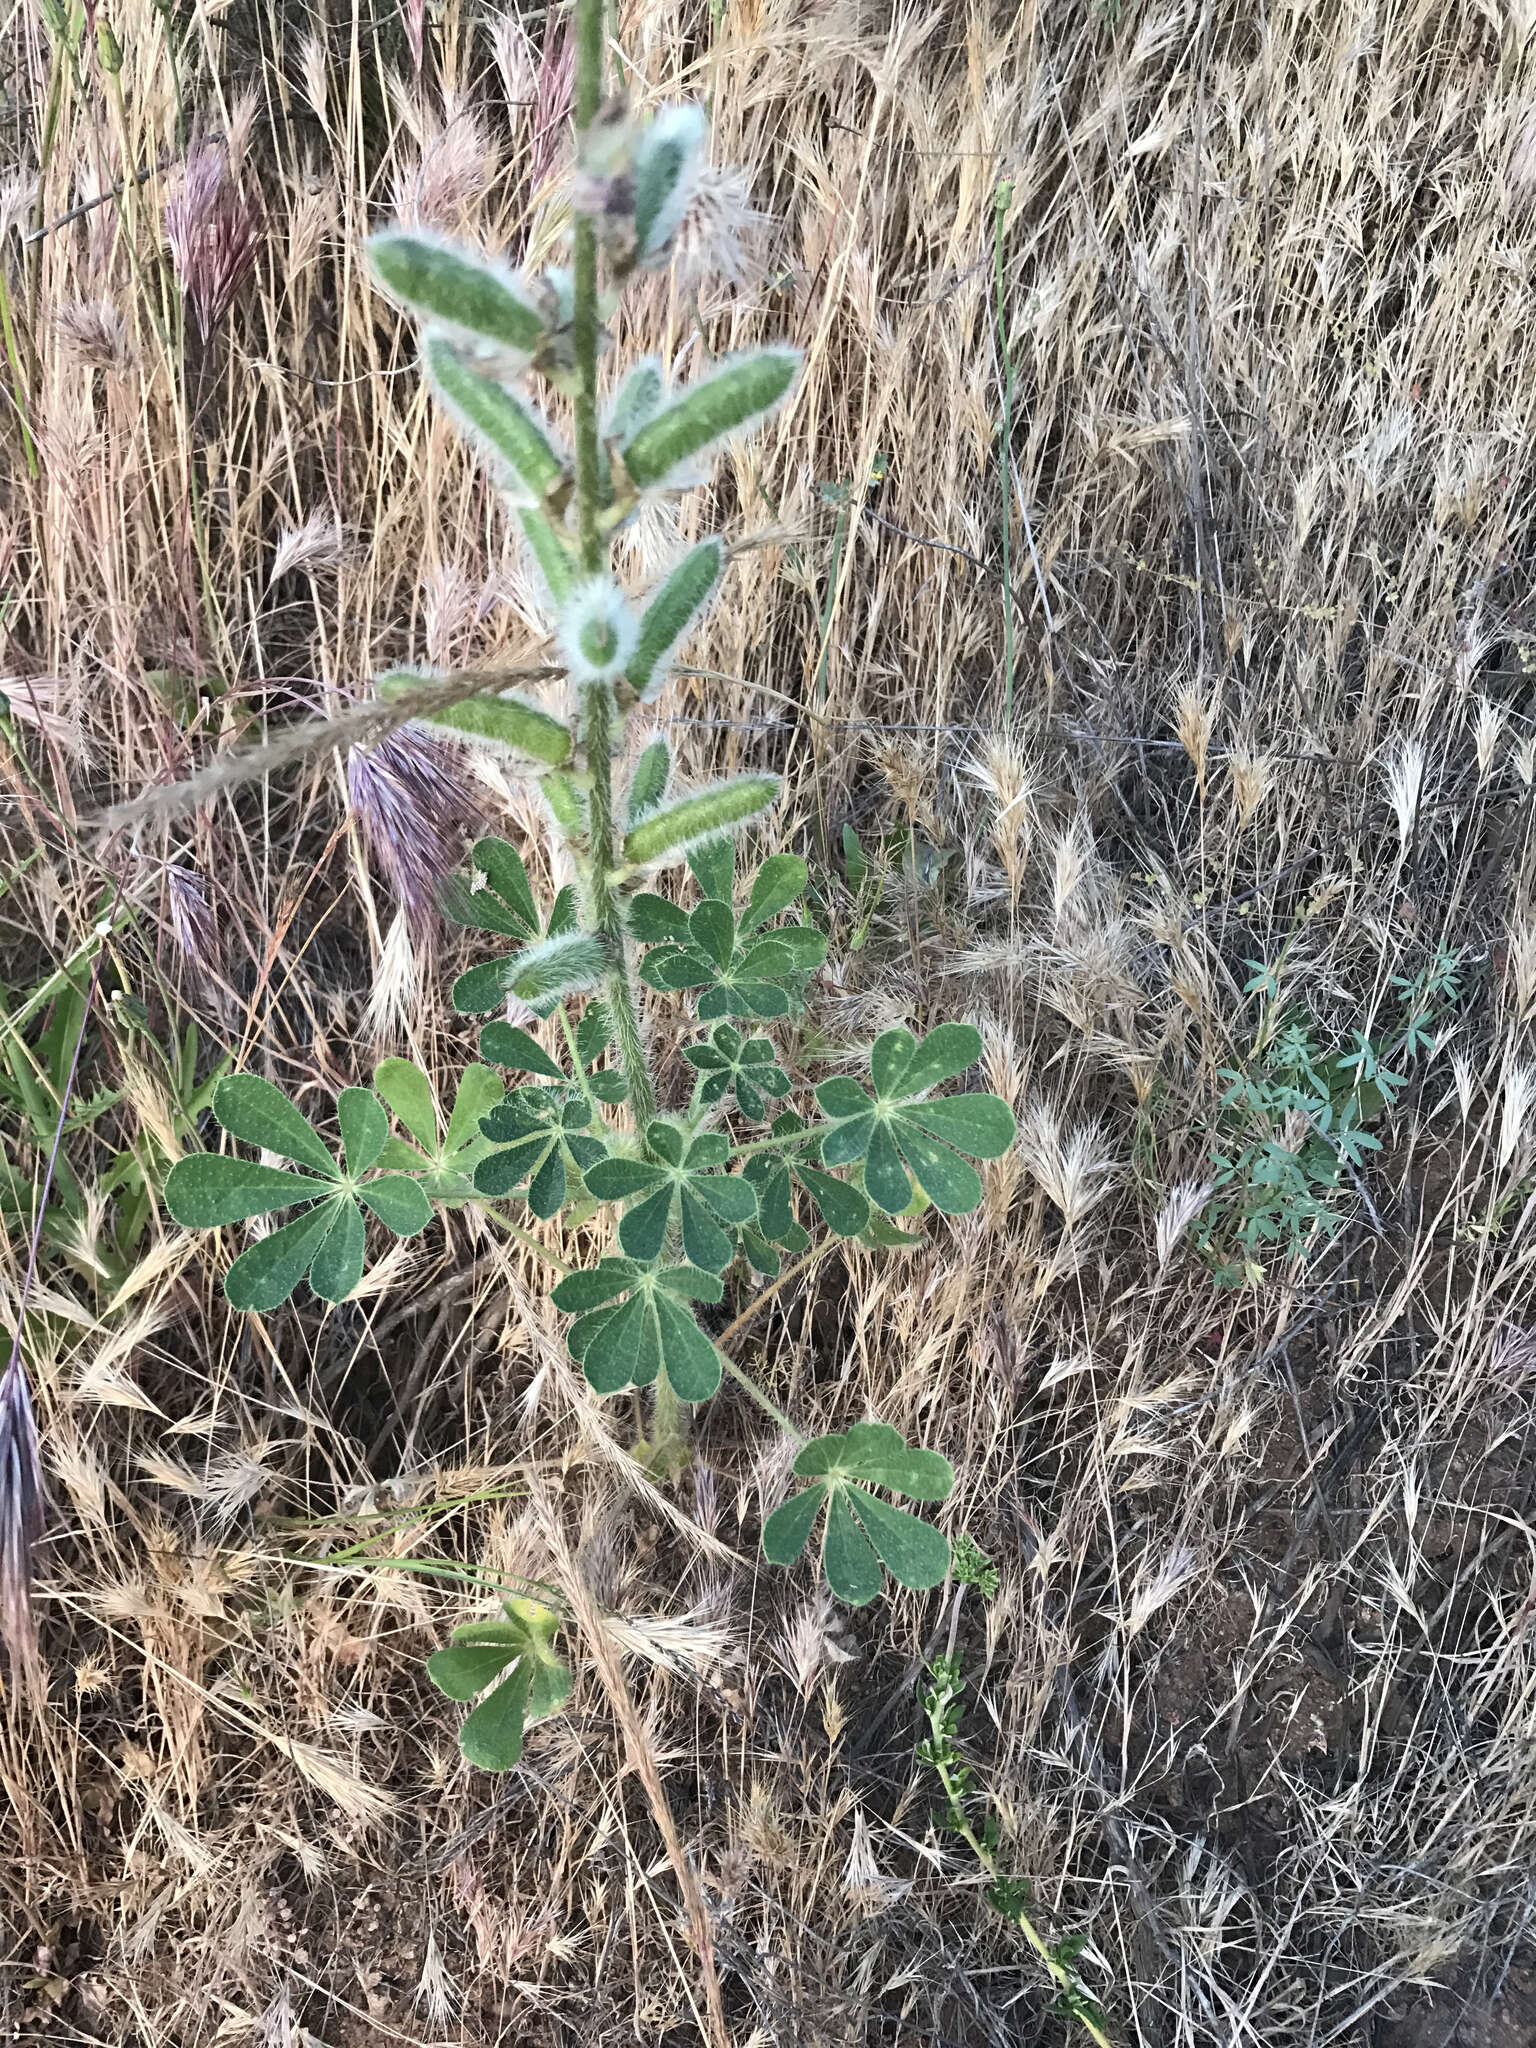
[
  {"left": 426, "top": 1597, "right": 571, "bottom": 1772},
  {"left": 372, "top": 1058, "right": 505, "bottom": 1202},
  {"left": 551, "top": 1256, "right": 724, "bottom": 1402},
  {"left": 424, "top": 334, "right": 568, "bottom": 503},
  {"left": 376, "top": 669, "right": 572, "bottom": 767},
  {"left": 761, "top": 1420, "right": 954, "bottom": 1606},
  {"left": 684, "top": 1021, "right": 789, "bottom": 1121},
  {"left": 626, "top": 539, "right": 725, "bottom": 702},
  {"left": 636, "top": 871, "right": 825, "bottom": 1021},
  {"left": 165, "top": 1077, "right": 433, "bottom": 1311},
  {"left": 620, "top": 348, "right": 801, "bottom": 493},
  {"left": 584, "top": 1122, "right": 758, "bottom": 1273},
  {"left": 815, "top": 1022, "right": 1016, "bottom": 1216},
  {"left": 622, "top": 775, "right": 780, "bottom": 870},
  {"left": 473, "top": 1085, "right": 607, "bottom": 1219},
  {"left": 368, "top": 231, "right": 545, "bottom": 360}
]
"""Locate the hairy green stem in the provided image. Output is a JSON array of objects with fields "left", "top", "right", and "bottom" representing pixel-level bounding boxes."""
[
  {"left": 566, "top": 0, "right": 655, "bottom": 1137},
  {"left": 556, "top": 1001, "right": 603, "bottom": 1122},
  {"left": 571, "top": 0, "right": 605, "bottom": 576},
  {"left": 582, "top": 683, "right": 657, "bottom": 1131}
]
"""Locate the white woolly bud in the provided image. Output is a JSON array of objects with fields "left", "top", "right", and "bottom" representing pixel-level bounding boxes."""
[{"left": 558, "top": 577, "right": 639, "bottom": 684}]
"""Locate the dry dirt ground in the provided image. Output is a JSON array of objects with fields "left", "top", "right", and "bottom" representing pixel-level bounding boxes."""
[{"left": 6, "top": 0, "right": 1536, "bottom": 2043}]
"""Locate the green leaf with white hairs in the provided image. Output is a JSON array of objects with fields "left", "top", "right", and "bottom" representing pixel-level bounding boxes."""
[
  {"left": 368, "top": 232, "right": 546, "bottom": 359},
  {"left": 626, "top": 736, "right": 671, "bottom": 825},
  {"left": 355, "top": 1175, "right": 434, "bottom": 1233},
  {"left": 742, "top": 853, "right": 809, "bottom": 931},
  {"left": 374, "top": 1057, "right": 504, "bottom": 1202},
  {"left": 631, "top": 105, "right": 707, "bottom": 265},
  {"left": 584, "top": 1120, "right": 758, "bottom": 1272},
  {"left": 604, "top": 357, "right": 663, "bottom": 442},
  {"left": 308, "top": 1199, "right": 367, "bottom": 1303},
  {"left": 375, "top": 670, "right": 572, "bottom": 768},
  {"left": 515, "top": 507, "right": 576, "bottom": 607},
  {"left": 372, "top": 1057, "right": 437, "bottom": 1152},
  {"left": 627, "top": 539, "right": 724, "bottom": 702},
  {"left": 622, "top": 775, "right": 780, "bottom": 869},
  {"left": 223, "top": 1206, "right": 338, "bottom": 1313},
  {"left": 208, "top": 1075, "right": 338, "bottom": 1175},
  {"left": 621, "top": 349, "right": 800, "bottom": 492},
  {"left": 164, "top": 1153, "right": 330, "bottom": 1226},
  {"left": 337, "top": 1088, "right": 387, "bottom": 1176},
  {"left": 687, "top": 835, "right": 735, "bottom": 902},
  {"left": 424, "top": 335, "right": 568, "bottom": 502},
  {"left": 815, "top": 1022, "right": 1016, "bottom": 1216},
  {"left": 552, "top": 1256, "right": 725, "bottom": 1401},
  {"left": 501, "top": 933, "right": 606, "bottom": 1006}
]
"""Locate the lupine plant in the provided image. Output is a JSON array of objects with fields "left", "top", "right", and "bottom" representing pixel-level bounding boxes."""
[{"left": 163, "top": 0, "right": 1017, "bottom": 1774}]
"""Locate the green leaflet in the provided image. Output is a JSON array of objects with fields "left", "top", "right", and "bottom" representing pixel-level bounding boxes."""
[
  {"left": 622, "top": 776, "right": 780, "bottom": 869},
  {"left": 621, "top": 348, "right": 801, "bottom": 492},
  {"left": 208, "top": 1074, "right": 335, "bottom": 1173},
  {"left": 375, "top": 670, "right": 572, "bottom": 767},
  {"left": 627, "top": 540, "right": 724, "bottom": 702},
  {"left": 424, "top": 334, "right": 568, "bottom": 502},
  {"left": 368, "top": 232, "right": 545, "bottom": 358}
]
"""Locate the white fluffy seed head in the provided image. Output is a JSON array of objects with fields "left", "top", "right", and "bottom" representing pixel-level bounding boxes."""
[{"left": 558, "top": 576, "right": 639, "bottom": 683}]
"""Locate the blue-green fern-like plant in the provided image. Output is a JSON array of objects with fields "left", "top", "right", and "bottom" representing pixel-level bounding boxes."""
[{"left": 164, "top": 0, "right": 1017, "bottom": 1769}]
